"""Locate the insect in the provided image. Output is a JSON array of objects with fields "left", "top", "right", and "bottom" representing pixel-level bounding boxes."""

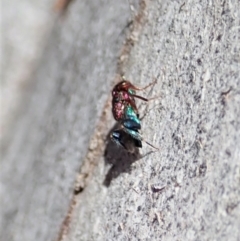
[
  {"left": 112, "top": 79, "right": 156, "bottom": 121},
  {"left": 110, "top": 78, "right": 158, "bottom": 150},
  {"left": 111, "top": 129, "right": 142, "bottom": 150},
  {"left": 111, "top": 104, "right": 159, "bottom": 150}
]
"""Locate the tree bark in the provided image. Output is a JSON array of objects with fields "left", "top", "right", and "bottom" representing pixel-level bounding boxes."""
[{"left": 1, "top": 0, "right": 240, "bottom": 241}]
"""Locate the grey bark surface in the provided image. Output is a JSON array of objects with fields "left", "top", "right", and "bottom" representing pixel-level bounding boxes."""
[{"left": 1, "top": 0, "right": 240, "bottom": 241}]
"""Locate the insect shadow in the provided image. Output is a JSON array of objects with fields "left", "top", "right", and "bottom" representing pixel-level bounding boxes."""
[
  {"left": 103, "top": 123, "right": 154, "bottom": 187},
  {"left": 103, "top": 123, "right": 140, "bottom": 187}
]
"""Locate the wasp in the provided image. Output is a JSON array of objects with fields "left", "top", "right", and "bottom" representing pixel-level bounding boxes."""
[
  {"left": 110, "top": 78, "right": 158, "bottom": 150},
  {"left": 111, "top": 79, "right": 156, "bottom": 120}
]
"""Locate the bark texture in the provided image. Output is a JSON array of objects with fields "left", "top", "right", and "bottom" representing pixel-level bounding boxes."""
[{"left": 1, "top": 0, "right": 240, "bottom": 241}]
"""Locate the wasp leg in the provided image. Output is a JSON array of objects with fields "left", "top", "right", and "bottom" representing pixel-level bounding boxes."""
[
  {"left": 127, "top": 78, "right": 157, "bottom": 91},
  {"left": 131, "top": 93, "right": 159, "bottom": 102},
  {"left": 129, "top": 78, "right": 159, "bottom": 103}
]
